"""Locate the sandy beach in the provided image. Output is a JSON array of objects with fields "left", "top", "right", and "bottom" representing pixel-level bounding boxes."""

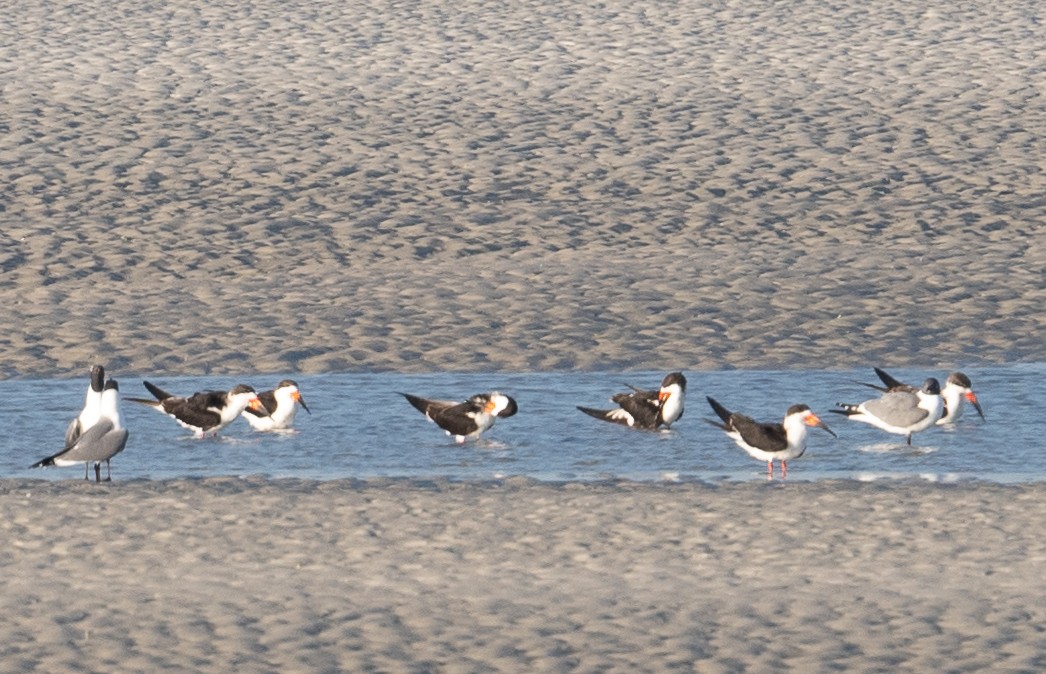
[
  {"left": 0, "top": 478, "right": 1042, "bottom": 672},
  {"left": 2, "top": 1, "right": 1045, "bottom": 671},
  {"left": 1, "top": 0, "right": 1044, "bottom": 378}
]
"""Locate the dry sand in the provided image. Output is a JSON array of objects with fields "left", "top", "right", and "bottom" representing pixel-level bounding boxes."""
[
  {"left": 1, "top": 0, "right": 1044, "bottom": 378},
  {"left": 1, "top": 478, "right": 1044, "bottom": 673}
]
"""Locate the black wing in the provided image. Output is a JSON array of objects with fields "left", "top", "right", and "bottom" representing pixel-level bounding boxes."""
[
  {"left": 165, "top": 391, "right": 226, "bottom": 429},
  {"left": 611, "top": 391, "right": 663, "bottom": 429},
  {"left": 729, "top": 414, "right": 789, "bottom": 453},
  {"left": 707, "top": 397, "right": 789, "bottom": 452},
  {"left": 143, "top": 380, "right": 175, "bottom": 402},
  {"left": 706, "top": 397, "right": 733, "bottom": 425},
  {"left": 402, "top": 394, "right": 480, "bottom": 436},
  {"left": 244, "top": 389, "right": 278, "bottom": 418},
  {"left": 402, "top": 393, "right": 458, "bottom": 419},
  {"left": 577, "top": 405, "right": 635, "bottom": 426},
  {"left": 126, "top": 381, "right": 176, "bottom": 407},
  {"left": 873, "top": 367, "right": 915, "bottom": 393},
  {"left": 430, "top": 401, "right": 483, "bottom": 437}
]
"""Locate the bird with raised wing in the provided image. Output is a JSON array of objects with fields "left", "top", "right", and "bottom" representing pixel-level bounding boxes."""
[
  {"left": 577, "top": 372, "right": 687, "bottom": 430},
  {"left": 401, "top": 391, "right": 518, "bottom": 443}
]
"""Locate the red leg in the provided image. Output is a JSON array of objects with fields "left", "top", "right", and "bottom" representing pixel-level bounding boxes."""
[
  {"left": 782, "top": 461, "right": 788, "bottom": 479},
  {"left": 767, "top": 461, "right": 773, "bottom": 480}
]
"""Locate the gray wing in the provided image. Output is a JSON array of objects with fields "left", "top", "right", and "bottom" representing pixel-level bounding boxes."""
[
  {"left": 64, "top": 418, "right": 82, "bottom": 448},
  {"left": 101, "top": 429, "right": 130, "bottom": 460},
  {"left": 60, "top": 420, "right": 128, "bottom": 463},
  {"left": 863, "top": 392, "right": 928, "bottom": 427}
]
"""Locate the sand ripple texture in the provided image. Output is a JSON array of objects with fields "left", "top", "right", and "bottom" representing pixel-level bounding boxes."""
[
  {"left": 1, "top": 479, "right": 1045, "bottom": 672},
  {"left": 1, "top": 0, "right": 1043, "bottom": 376}
]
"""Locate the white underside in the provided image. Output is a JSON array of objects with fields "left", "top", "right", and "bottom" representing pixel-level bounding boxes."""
[
  {"left": 660, "top": 388, "right": 684, "bottom": 427},
  {"left": 728, "top": 427, "right": 807, "bottom": 464},
  {"left": 244, "top": 404, "right": 299, "bottom": 431},
  {"left": 936, "top": 386, "right": 966, "bottom": 424},
  {"left": 54, "top": 458, "right": 90, "bottom": 467},
  {"left": 848, "top": 412, "right": 930, "bottom": 436}
]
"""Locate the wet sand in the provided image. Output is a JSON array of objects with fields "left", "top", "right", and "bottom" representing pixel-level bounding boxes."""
[
  {"left": 1, "top": 0, "right": 1043, "bottom": 378},
  {"left": 2, "top": 478, "right": 1044, "bottom": 672}
]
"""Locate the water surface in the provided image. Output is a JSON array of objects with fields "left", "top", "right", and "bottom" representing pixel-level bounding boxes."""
[{"left": 0, "top": 365, "right": 1035, "bottom": 483}]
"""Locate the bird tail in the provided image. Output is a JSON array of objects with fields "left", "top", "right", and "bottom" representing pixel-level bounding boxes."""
[
  {"left": 29, "top": 454, "right": 58, "bottom": 469},
  {"left": 829, "top": 403, "right": 861, "bottom": 417}
]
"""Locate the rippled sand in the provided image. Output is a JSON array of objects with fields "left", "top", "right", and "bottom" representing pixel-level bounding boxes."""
[
  {"left": 2, "top": 478, "right": 1044, "bottom": 672},
  {"left": 1, "top": 0, "right": 1043, "bottom": 378}
]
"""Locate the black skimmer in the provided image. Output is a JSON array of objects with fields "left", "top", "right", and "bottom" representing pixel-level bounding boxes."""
[
  {"left": 64, "top": 364, "right": 106, "bottom": 451},
  {"left": 831, "top": 377, "right": 944, "bottom": 445},
  {"left": 401, "top": 391, "right": 518, "bottom": 443},
  {"left": 858, "top": 367, "right": 985, "bottom": 424},
  {"left": 31, "top": 378, "right": 129, "bottom": 482},
  {"left": 577, "top": 372, "right": 687, "bottom": 430},
  {"left": 127, "top": 381, "right": 263, "bottom": 437},
  {"left": 242, "top": 379, "right": 311, "bottom": 431},
  {"left": 705, "top": 397, "right": 836, "bottom": 479}
]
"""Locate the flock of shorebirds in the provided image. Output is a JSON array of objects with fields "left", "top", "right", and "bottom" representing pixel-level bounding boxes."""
[
  {"left": 30, "top": 365, "right": 985, "bottom": 482},
  {"left": 29, "top": 366, "right": 312, "bottom": 482},
  {"left": 582, "top": 369, "right": 984, "bottom": 478}
]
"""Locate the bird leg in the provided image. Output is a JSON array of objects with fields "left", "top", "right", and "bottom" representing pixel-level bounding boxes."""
[
  {"left": 766, "top": 461, "right": 773, "bottom": 480},
  {"left": 782, "top": 461, "right": 788, "bottom": 479},
  {"left": 105, "top": 460, "right": 112, "bottom": 482},
  {"left": 94, "top": 463, "right": 102, "bottom": 482},
  {"left": 84, "top": 463, "right": 90, "bottom": 480}
]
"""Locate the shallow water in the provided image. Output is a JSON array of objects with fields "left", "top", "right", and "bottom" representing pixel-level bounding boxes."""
[{"left": 0, "top": 365, "right": 1037, "bottom": 483}]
